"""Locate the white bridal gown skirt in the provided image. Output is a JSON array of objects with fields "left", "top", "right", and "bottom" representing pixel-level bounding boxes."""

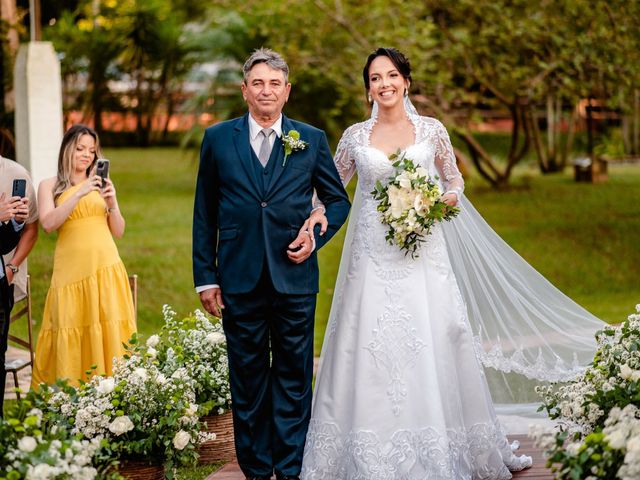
[{"left": 302, "top": 212, "right": 530, "bottom": 480}]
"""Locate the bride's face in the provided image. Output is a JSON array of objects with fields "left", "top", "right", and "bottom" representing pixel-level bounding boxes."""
[{"left": 367, "top": 56, "right": 409, "bottom": 109}]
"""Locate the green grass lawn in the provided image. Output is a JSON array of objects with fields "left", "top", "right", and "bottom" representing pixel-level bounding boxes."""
[{"left": 12, "top": 147, "right": 640, "bottom": 356}]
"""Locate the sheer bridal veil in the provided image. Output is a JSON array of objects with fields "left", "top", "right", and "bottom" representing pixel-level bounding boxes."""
[{"left": 327, "top": 97, "right": 604, "bottom": 414}]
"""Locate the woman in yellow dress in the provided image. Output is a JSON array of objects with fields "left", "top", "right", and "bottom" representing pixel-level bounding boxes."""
[{"left": 32, "top": 124, "right": 136, "bottom": 386}]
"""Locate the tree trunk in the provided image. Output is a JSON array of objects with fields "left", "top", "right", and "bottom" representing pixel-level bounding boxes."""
[
  {"left": 586, "top": 98, "right": 594, "bottom": 157},
  {"left": 546, "top": 94, "right": 555, "bottom": 160},
  {"left": 634, "top": 89, "right": 640, "bottom": 156},
  {"left": 560, "top": 104, "right": 579, "bottom": 169},
  {"left": 162, "top": 92, "right": 175, "bottom": 142},
  {"left": 525, "top": 105, "right": 549, "bottom": 172}
]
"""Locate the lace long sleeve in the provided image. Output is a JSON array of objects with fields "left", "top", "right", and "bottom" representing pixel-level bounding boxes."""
[
  {"left": 333, "top": 129, "right": 357, "bottom": 187},
  {"left": 433, "top": 120, "right": 464, "bottom": 201},
  {"left": 313, "top": 127, "right": 358, "bottom": 211}
]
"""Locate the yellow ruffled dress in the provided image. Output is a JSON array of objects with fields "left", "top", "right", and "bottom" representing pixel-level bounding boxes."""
[{"left": 32, "top": 185, "right": 137, "bottom": 386}]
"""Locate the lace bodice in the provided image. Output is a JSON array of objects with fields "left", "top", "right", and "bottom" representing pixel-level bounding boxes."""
[{"left": 334, "top": 115, "right": 464, "bottom": 201}]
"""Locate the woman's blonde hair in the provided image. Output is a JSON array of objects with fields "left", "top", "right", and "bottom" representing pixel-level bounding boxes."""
[{"left": 53, "top": 124, "right": 103, "bottom": 200}]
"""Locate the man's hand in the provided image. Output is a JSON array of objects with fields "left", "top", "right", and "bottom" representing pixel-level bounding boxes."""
[
  {"left": 0, "top": 193, "right": 25, "bottom": 223},
  {"left": 14, "top": 197, "right": 29, "bottom": 223},
  {"left": 199, "top": 287, "right": 225, "bottom": 317},
  {"left": 287, "top": 230, "right": 314, "bottom": 264}
]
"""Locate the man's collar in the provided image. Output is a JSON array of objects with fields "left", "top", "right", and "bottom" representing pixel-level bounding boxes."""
[{"left": 248, "top": 114, "right": 283, "bottom": 140}]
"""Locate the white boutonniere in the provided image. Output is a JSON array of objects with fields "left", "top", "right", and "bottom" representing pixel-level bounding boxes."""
[{"left": 282, "top": 130, "right": 308, "bottom": 166}]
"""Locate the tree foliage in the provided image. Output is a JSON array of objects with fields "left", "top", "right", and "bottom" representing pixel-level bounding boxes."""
[
  {"left": 45, "top": 0, "right": 209, "bottom": 145},
  {"left": 43, "top": 0, "right": 640, "bottom": 185},
  {"left": 207, "top": 0, "right": 639, "bottom": 186}
]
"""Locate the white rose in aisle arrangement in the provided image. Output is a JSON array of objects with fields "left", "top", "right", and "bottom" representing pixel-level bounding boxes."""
[
  {"left": 108, "top": 416, "right": 134, "bottom": 436},
  {"left": 96, "top": 377, "right": 115, "bottom": 395},
  {"left": 17, "top": 436, "right": 37, "bottom": 452},
  {"left": 172, "top": 430, "right": 191, "bottom": 450},
  {"left": 206, "top": 331, "right": 225, "bottom": 345}
]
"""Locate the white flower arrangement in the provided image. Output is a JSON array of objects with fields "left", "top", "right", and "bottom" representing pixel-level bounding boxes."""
[
  {"left": 371, "top": 151, "right": 459, "bottom": 258},
  {"left": 535, "top": 305, "right": 640, "bottom": 479},
  {"left": 150, "top": 305, "right": 232, "bottom": 416},
  {"left": 0, "top": 306, "right": 226, "bottom": 477},
  {"left": 34, "top": 346, "right": 213, "bottom": 473},
  {"left": 0, "top": 404, "right": 120, "bottom": 480}
]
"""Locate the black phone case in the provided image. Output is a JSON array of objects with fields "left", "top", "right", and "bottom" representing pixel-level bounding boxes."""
[
  {"left": 96, "top": 160, "right": 110, "bottom": 188},
  {"left": 12, "top": 179, "right": 26, "bottom": 198}
]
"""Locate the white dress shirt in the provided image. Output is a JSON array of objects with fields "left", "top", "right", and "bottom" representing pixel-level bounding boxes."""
[{"left": 248, "top": 114, "right": 282, "bottom": 157}]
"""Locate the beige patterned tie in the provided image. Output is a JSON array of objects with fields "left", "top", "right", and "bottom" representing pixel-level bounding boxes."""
[{"left": 258, "top": 128, "right": 274, "bottom": 167}]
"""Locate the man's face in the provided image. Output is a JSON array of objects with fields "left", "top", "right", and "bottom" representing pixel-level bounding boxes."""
[{"left": 241, "top": 62, "right": 291, "bottom": 120}]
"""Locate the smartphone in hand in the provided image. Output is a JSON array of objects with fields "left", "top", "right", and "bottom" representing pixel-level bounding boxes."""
[
  {"left": 95, "top": 159, "right": 110, "bottom": 188},
  {"left": 12, "top": 178, "right": 26, "bottom": 198}
]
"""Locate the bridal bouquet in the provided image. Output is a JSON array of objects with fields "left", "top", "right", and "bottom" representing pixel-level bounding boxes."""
[{"left": 372, "top": 151, "right": 460, "bottom": 258}]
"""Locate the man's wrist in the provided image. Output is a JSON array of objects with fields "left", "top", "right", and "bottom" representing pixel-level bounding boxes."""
[
  {"left": 6, "top": 263, "right": 18, "bottom": 274},
  {"left": 196, "top": 284, "right": 220, "bottom": 293}
]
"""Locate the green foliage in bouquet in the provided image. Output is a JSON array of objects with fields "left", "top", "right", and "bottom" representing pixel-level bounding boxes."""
[
  {"left": 142, "top": 306, "right": 232, "bottom": 416},
  {"left": 372, "top": 151, "right": 459, "bottom": 258},
  {"left": 534, "top": 305, "right": 640, "bottom": 480}
]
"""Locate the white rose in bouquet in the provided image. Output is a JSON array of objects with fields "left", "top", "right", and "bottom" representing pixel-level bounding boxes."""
[
  {"left": 415, "top": 166, "right": 429, "bottom": 178},
  {"left": 397, "top": 171, "right": 412, "bottom": 190},
  {"left": 146, "top": 334, "right": 160, "bottom": 348}
]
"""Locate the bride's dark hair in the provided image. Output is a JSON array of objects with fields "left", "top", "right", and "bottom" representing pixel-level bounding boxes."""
[{"left": 362, "top": 47, "right": 412, "bottom": 90}]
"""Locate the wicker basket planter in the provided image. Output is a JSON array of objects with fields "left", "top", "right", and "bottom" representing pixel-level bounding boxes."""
[
  {"left": 198, "top": 411, "right": 236, "bottom": 463},
  {"left": 112, "top": 459, "right": 165, "bottom": 480}
]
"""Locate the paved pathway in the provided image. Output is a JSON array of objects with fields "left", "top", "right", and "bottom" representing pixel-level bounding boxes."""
[{"left": 206, "top": 434, "right": 552, "bottom": 479}]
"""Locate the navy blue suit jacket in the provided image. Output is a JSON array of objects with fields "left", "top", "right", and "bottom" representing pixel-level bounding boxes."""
[
  {"left": 1, "top": 221, "right": 21, "bottom": 312},
  {"left": 192, "top": 114, "right": 350, "bottom": 295}
]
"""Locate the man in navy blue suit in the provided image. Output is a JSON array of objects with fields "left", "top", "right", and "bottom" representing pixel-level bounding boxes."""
[{"left": 192, "top": 49, "right": 350, "bottom": 480}]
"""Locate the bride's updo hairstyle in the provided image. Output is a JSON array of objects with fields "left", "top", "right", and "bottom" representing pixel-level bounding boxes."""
[{"left": 362, "top": 47, "right": 412, "bottom": 91}]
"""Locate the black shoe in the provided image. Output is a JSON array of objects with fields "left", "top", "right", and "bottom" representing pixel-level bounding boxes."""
[{"left": 277, "top": 476, "right": 300, "bottom": 480}]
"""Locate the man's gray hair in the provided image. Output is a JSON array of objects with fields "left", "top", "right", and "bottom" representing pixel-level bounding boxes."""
[{"left": 242, "top": 48, "right": 289, "bottom": 83}]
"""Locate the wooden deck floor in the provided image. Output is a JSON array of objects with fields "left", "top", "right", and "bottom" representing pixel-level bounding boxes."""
[{"left": 206, "top": 434, "right": 553, "bottom": 479}]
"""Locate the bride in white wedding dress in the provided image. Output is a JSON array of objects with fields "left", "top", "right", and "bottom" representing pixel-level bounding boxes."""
[{"left": 301, "top": 48, "right": 604, "bottom": 480}]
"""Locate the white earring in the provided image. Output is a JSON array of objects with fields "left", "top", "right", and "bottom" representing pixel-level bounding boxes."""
[{"left": 368, "top": 94, "right": 372, "bottom": 103}]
